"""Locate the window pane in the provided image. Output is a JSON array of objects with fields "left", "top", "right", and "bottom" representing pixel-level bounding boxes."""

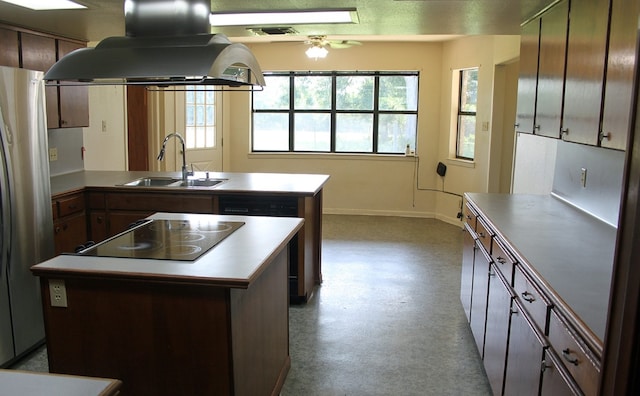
[
  {"left": 379, "top": 75, "right": 418, "bottom": 111},
  {"left": 196, "top": 105, "right": 205, "bottom": 126},
  {"left": 336, "top": 75, "right": 374, "bottom": 110},
  {"left": 378, "top": 114, "right": 417, "bottom": 153},
  {"left": 461, "top": 69, "right": 478, "bottom": 112},
  {"left": 294, "top": 76, "right": 331, "bottom": 109},
  {"left": 294, "top": 113, "right": 331, "bottom": 151},
  {"left": 335, "top": 113, "right": 373, "bottom": 152},
  {"left": 457, "top": 114, "right": 476, "bottom": 159},
  {"left": 254, "top": 76, "right": 290, "bottom": 110},
  {"left": 253, "top": 113, "right": 289, "bottom": 151}
]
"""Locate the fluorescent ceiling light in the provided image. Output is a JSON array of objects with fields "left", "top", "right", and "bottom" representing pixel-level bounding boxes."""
[
  {"left": 0, "top": 0, "right": 86, "bottom": 10},
  {"left": 210, "top": 9, "right": 358, "bottom": 26}
]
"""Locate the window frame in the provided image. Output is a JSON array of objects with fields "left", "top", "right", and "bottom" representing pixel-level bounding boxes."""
[
  {"left": 251, "top": 70, "right": 419, "bottom": 154},
  {"left": 455, "top": 68, "right": 478, "bottom": 161}
]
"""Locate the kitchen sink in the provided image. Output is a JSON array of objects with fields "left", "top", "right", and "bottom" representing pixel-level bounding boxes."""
[
  {"left": 119, "top": 177, "right": 226, "bottom": 188},
  {"left": 121, "top": 177, "right": 182, "bottom": 187}
]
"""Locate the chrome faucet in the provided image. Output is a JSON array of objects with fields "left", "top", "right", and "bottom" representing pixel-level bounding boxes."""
[{"left": 157, "top": 133, "right": 193, "bottom": 180}]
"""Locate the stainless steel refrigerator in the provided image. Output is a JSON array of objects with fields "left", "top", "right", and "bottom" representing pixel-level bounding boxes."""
[{"left": 0, "top": 66, "right": 54, "bottom": 366}]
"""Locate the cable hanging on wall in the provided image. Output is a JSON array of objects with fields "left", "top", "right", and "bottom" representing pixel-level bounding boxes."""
[{"left": 411, "top": 155, "right": 464, "bottom": 219}]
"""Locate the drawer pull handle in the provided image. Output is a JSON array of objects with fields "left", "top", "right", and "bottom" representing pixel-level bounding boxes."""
[
  {"left": 562, "top": 348, "right": 579, "bottom": 366},
  {"left": 466, "top": 214, "right": 472, "bottom": 220},
  {"left": 496, "top": 256, "right": 506, "bottom": 264},
  {"left": 478, "top": 232, "right": 486, "bottom": 238},
  {"left": 522, "top": 291, "right": 536, "bottom": 303}
]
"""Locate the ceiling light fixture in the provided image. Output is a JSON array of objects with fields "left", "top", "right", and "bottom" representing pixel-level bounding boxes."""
[
  {"left": 210, "top": 8, "right": 358, "bottom": 27},
  {"left": 0, "top": 0, "right": 86, "bottom": 10},
  {"left": 305, "top": 45, "right": 328, "bottom": 60}
]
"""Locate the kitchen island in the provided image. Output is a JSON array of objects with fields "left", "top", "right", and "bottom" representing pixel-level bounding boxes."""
[
  {"left": 32, "top": 212, "right": 303, "bottom": 396},
  {"left": 50, "top": 170, "right": 329, "bottom": 303}
]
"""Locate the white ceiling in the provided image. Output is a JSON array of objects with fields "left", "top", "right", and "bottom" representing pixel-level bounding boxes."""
[{"left": 0, "top": 0, "right": 554, "bottom": 43}]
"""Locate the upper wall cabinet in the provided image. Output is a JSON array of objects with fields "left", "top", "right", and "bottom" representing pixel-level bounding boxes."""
[
  {"left": 561, "top": 0, "right": 610, "bottom": 145},
  {"left": 514, "top": 19, "right": 540, "bottom": 134},
  {"left": 600, "top": 0, "right": 640, "bottom": 150},
  {"left": 6, "top": 26, "right": 89, "bottom": 129},
  {"left": 21, "top": 33, "right": 60, "bottom": 129},
  {"left": 535, "top": 0, "right": 569, "bottom": 138},
  {"left": 57, "top": 40, "right": 89, "bottom": 128},
  {"left": 515, "top": 0, "right": 569, "bottom": 138},
  {"left": 0, "top": 27, "right": 19, "bottom": 67}
]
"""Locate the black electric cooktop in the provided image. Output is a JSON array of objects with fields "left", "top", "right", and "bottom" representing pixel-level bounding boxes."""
[{"left": 78, "top": 219, "right": 244, "bottom": 261}]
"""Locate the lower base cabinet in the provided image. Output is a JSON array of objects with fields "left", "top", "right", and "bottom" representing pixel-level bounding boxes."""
[
  {"left": 470, "top": 244, "right": 491, "bottom": 357},
  {"left": 483, "top": 264, "right": 513, "bottom": 395},
  {"left": 503, "top": 299, "right": 546, "bottom": 396},
  {"left": 541, "top": 349, "right": 582, "bottom": 395}
]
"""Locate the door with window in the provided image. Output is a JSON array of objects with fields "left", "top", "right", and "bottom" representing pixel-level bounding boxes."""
[{"left": 150, "top": 87, "right": 223, "bottom": 173}]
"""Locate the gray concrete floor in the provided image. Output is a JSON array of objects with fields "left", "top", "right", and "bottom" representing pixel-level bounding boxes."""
[{"left": 11, "top": 215, "right": 491, "bottom": 395}]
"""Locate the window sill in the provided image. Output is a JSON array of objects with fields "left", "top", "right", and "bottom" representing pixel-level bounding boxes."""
[
  {"left": 445, "top": 158, "right": 475, "bottom": 168},
  {"left": 248, "top": 152, "right": 417, "bottom": 161}
]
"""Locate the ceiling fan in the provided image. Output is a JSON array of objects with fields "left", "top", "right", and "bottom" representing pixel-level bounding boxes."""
[{"left": 304, "top": 35, "right": 362, "bottom": 59}]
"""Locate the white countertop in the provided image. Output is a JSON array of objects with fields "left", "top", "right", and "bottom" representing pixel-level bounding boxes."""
[
  {"left": 32, "top": 213, "right": 304, "bottom": 288},
  {"left": 51, "top": 170, "right": 329, "bottom": 196}
]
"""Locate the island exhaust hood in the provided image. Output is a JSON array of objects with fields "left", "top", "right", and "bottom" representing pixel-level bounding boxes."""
[{"left": 44, "top": 0, "right": 265, "bottom": 88}]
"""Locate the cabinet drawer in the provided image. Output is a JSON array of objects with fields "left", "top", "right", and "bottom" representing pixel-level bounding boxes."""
[
  {"left": 56, "top": 194, "right": 85, "bottom": 217},
  {"left": 463, "top": 202, "right": 477, "bottom": 230},
  {"left": 514, "top": 265, "right": 549, "bottom": 333},
  {"left": 476, "top": 217, "right": 493, "bottom": 254},
  {"left": 548, "top": 309, "right": 599, "bottom": 396},
  {"left": 491, "top": 239, "right": 515, "bottom": 285}
]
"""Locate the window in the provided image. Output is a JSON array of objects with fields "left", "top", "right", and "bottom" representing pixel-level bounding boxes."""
[
  {"left": 456, "top": 68, "right": 478, "bottom": 160},
  {"left": 252, "top": 71, "right": 419, "bottom": 154},
  {"left": 185, "top": 85, "right": 216, "bottom": 149}
]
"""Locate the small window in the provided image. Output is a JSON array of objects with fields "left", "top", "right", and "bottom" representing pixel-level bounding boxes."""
[
  {"left": 456, "top": 69, "right": 478, "bottom": 160},
  {"left": 185, "top": 85, "right": 216, "bottom": 149}
]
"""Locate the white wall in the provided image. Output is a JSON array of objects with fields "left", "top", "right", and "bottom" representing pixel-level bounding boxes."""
[{"left": 226, "top": 37, "right": 520, "bottom": 224}]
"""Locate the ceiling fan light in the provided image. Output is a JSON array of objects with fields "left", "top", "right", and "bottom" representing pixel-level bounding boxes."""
[{"left": 306, "top": 46, "right": 328, "bottom": 59}]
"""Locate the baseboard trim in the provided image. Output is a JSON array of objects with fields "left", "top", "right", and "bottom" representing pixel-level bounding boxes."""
[{"left": 323, "top": 208, "right": 464, "bottom": 228}]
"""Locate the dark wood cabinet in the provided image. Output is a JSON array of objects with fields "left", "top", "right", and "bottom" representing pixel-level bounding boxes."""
[
  {"left": 541, "top": 349, "right": 582, "bottom": 395},
  {"left": 15, "top": 29, "right": 88, "bottom": 129},
  {"left": 534, "top": 0, "right": 568, "bottom": 138},
  {"left": 561, "top": 0, "right": 610, "bottom": 145},
  {"left": 470, "top": 241, "right": 490, "bottom": 357},
  {"left": 515, "top": 18, "right": 540, "bottom": 134},
  {"left": 484, "top": 264, "right": 513, "bottom": 396},
  {"left": 460, "top": 224, "right": 475, "bottom": 321},
  {"left": 52, "top": 193, "right": 88, "bottom": 255},
  {"left": 600, "top": 0, "right": 640, "bottom": 150},
  {"left": 57, "top": 40, "right": 89, "bottom": 128},
  {"left": 503, "top": 299, "right": 546, "bottom": 396},
  {"left": 20, "top": 32, "right": 59, "bottom": 129},
  {"left": 0, "top": 27, "right": 19, "bottom": 67}
]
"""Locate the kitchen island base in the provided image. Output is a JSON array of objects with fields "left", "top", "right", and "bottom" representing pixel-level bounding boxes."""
[{"left": 38, "top": 248, "right": 290, "bottom": 396}]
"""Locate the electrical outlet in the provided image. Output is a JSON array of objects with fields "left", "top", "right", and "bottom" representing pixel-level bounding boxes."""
[
  {"left": 49, "top": 147, "right": 58, "bottom": 161},
  {"left": 580, "top": 168, "right": 587, "bottom": 188},
  {"left": 49, "top": 279, "right": 68, "bottom": 308}
]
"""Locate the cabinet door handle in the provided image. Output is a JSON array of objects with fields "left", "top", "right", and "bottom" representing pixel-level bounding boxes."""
[
  {"left": 54, "top": 226, "right": 61, "bottom": 234},
  {"left": 534, "top": 124, "right": 541, "bottom": 130},
  {"left": 541, "top": 360, "right": 552, "bottom": 373},
  {"left": 561, "top": 348, "right": 579, "bottom": 366},
  {"left": 96, "top": 216, "right": 103, "bottom": 224},
  {"left": 600, "top": 132, "right": 612, "bottom": 141},
  {"left": 521, "top": 291, "right": 536, "bottom": 303}
]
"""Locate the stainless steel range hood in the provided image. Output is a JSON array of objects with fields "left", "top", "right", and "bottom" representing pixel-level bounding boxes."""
[{"left": 44, "top": 0, "right": 265, "bottom": 88}]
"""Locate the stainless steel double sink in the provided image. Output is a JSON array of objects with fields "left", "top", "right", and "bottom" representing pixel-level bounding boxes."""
[{"left": 120, "top": 177, "right": 225, "bottom": 188}]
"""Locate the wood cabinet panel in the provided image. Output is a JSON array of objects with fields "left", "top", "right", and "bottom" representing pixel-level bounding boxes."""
[
  {"left": 484, "top": 265, "right": 512, "bottom": 396},
  {"left": 503, "top": 300, "right": 545, "bottom": 396},
  {"left": 600, "top": 0, "right": 640, "bottom": 150},
  {"left": 53, "top": 211, "right": 87, "bottom": 255},
  {"left": 561, "top": 0, "right": 610, "bottom": 145},
  {"left": 491, "top": 239, "right": 514, "bottom": 285},
  {"left": 514, "top": 264, "right": 549, "bottom": 333},
  {"left": 515, "top": 18, "right": 540, "bottom": 134},
  {"left": 470, "top": 244, "right": 491, "bottom": 357},
  {"left": 20, "top": 32, "right": 59, "bottom": 129},
  {"left": 89, "top": 211, "right": 107, "bottom": 242},
  {"left": 541, "top": 348, "right": 582, "bottom": 395},
  {"left": 548, "top": 309, "right": 599, "bottom": 395},
  {"left": 0, "top": 27, "right": 19, "bottom": 67},
  {"left": 535, "top": 0, "right": 568, "bottom": 138},
  {"left": 463, "top": 201, "right": 478, "bottom": 230},
  {"left": 476, "top": 217, "right": 493, "bottom": 253},
  {"left": 57, "top": 40, "right": 89, "bottom": 128},
  {"left": 460, "top": 224, "right": 475, "bottom": 322},
  {"left": 107, "top": 192, "right": 214, "bottom": 213}
]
